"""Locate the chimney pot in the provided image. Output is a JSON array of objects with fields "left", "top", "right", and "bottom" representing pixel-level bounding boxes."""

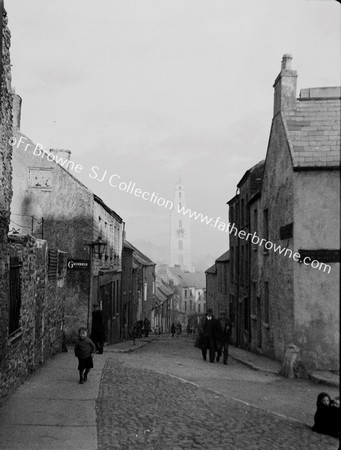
[
  {"left": 273, "top": 54, "right": 298, "bottom": 117},
  {"left": 281, "top": 54, "right": 293, "bottom": 70},
  {"left": 12, "top": 94, "right": 22, "bottom": 130}
]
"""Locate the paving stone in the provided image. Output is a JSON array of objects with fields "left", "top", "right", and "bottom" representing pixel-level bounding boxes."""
[{"left": 96, "top": 358, "right": 338, "bottom": 449}]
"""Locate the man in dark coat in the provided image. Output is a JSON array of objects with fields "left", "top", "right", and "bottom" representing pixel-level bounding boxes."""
[
  {"left": 215, "top": 310, "right": 232, "bottom": 364},
  {"left": 90, "top": 304, "right": 106, "bottom": 354},
  {"left": 199, "top": 308, "right": 217, "bottom": 363}
]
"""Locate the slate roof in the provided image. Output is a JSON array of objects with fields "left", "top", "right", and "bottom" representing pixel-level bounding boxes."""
[
  {"left": 216, "top": 250, "right": 230, "bottom": 263},
  {"left": 283, "top": 87, "right": 340, "bottom": 169},
  {"left": 205, "top": 264, "right": 216, "bottom": 275},
  {"left": 124, "top": 240, "right": 155, "bottom": 267},
  {"left": 168, "top": 267, "right": 206, "bottom": 288}
]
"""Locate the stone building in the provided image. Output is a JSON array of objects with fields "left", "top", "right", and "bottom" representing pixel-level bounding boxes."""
[
  {"left": 154, "top": 279, "right": 174, "bottom": 333},
  {"left": 227, "top": 162, "right": 264, "bottom": 347},
  {"left": 228, "top": 55, "right": 340, "bottom": 372},
  {"left": 122, "top": 241, "right": 155, "bottom": 330},
  {"left": 205, "top": 250, "right": 230, "bottom": 318},
  {"left": 9, "top": 96, "right": 124, "bottom": 343},
  {"left": 157, "top": 265, "right": 205, "bottom": 330}
]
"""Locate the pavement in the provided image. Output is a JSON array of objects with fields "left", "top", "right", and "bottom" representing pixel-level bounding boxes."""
[
  {"left": 0, "top": 337, "right": 154, "bottom": 450},
  {"left": 228, "top": 345, "right": 340, "bottom": 388},
  {"left": 0, "top": 335, "right": 338, "bottom": 450}
]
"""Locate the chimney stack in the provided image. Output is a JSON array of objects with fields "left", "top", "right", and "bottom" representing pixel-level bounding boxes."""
[
  {"left": 273, "top": 54, "right": 297, "bottom": 117},
  {"left": 12, "top": 93, "right": 22, "bottom": 130},
  {"left": 49, "top": 149, "right": 71, "bottom": 169}
]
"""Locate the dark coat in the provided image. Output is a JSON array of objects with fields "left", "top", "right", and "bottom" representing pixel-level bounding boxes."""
[
  {"left": 312, "top": 404, "right": 340, "bottom": 437},
  {"left": 200, "top": 316, "right": 218, "bottom": 338},
  {"left": 215, "top": 317, "right": 232, "bottom": 343},
  {"left": 91, "top": 310, "right": 106, "bottom": 341}
]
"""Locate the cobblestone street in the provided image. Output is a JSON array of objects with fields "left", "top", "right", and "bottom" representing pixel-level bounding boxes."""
[{"left": 96, "top": 337, "right": 339, "bottom": 450}]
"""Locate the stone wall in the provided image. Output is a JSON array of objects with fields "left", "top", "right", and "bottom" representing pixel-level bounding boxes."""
[
  {"left": 0, "top": 235, "right": 65, "bottom": 402},
  {"left": 0, "top": 6, "right": 13, "bottom": 397},
  {"left": 0, "top": 7, "right": 12, "bottom": 240}
]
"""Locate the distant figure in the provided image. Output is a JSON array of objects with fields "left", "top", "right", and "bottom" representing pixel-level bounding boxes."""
[
  {"left": 74, "top": 327, "right": 95, "bottom": 384},
  {"left": 199, "top": 308, "right": 217, "bottom": 363},
  {"left": 143, "top": 318, "right": 151, "bottom": 337},
  {"left": 186, "top": 324, "right": 191, "bottom": 336},
  {"left": 312, "top": 392, "right": 340, "bottom": 438},
  {"left": 176, "top": 322, "right": 182, "bottom": 337},
  {"left": 131, "top": 324, "right": 138, "bottom": 345},
  {"left": 90, "top": 304, "right": 106, "bottom": 354},
  {"left": 171, "top": 323, "right": 176, "bottom": 337},
  {"left": 215, "top": 311, "right": 231, "bottom": 365}
]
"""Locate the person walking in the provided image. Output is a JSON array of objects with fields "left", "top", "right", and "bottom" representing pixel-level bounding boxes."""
[
  {"left": 199, "top": 308, "right": 217, "bottom": 363},
  {"left": 74, "top": 327, "right": 96, "bottom": 384},
  {"left": 215, "top": 310, "right": 231, "bottom": 365},
  {"left": 143, "top": 318, "right": 151, "bottom": 337},
  {"left": 171, "top": 323, "right": 176, "bottom": 337},
  {"left": 90, "top": 304, "right": 106, "bottom": 354}
]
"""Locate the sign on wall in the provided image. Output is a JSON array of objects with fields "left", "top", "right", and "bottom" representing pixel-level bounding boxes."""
[{"left": 67, "top": 259, "right": 90, "bottom": 270}]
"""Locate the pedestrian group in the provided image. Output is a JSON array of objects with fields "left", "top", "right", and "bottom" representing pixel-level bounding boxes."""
[{"left": 196, "top": 308, "right": 231, "bottom": 365}]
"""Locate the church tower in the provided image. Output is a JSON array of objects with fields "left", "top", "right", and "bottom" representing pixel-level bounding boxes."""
[{"left": 169, "top": 178, "right": 192, "bottom": 272}]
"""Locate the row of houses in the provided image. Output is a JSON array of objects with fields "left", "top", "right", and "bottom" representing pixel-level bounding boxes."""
[
  {"left": 0, "top": 6, "right": 157, "bottom": 401},
  {"left": 206, "top": 54, "right": 340, "bottom": 374},
  {"left": 156, "top": 264, "right": 206, "bottom": 332}
]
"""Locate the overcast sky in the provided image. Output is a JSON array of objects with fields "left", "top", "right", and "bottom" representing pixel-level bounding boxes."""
[{"left": 6, "top": 0, "right": 341, "bottom": 270}]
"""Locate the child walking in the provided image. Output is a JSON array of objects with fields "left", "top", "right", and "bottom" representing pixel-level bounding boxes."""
[{"left": 74, "top": 327, "right": 96, "bottom": 384}]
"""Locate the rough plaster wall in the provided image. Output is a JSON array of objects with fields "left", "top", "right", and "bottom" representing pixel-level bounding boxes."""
[
  {"left": 293, "top": 171, "right": 340, "bottom": 370},
  {"left": 261, "top": 115, "right": 295, "bottom": 360}
]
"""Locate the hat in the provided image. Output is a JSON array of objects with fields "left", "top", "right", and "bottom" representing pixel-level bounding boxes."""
[{"left": 206, "top": 308, "right": 213, "bottom": 314}]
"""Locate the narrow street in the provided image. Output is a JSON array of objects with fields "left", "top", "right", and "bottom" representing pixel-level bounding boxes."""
[{"left": 96, "top": 336, "right": 339, "bottom": 450}]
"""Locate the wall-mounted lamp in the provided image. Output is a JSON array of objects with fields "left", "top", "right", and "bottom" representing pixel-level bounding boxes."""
[{"left": 85, "top": 236, "right": 107, "bottom": 259}]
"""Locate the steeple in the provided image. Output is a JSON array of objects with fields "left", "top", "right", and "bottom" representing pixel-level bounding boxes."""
[{"left": 169, "top": 178, "right": 192, "bottom": 272}]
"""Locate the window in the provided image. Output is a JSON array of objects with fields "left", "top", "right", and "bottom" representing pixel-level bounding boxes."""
[
  {"left": 229, "top": 294, "right": 235, "bottom": 324},
  {"left": 190, "top": 300, "right": 192, "bottom": 311},
  {"left": 9, "top": 256, "right": 22, "bottom": 336},
  {"left": 198, "top": 303, "right": 201, "bottom": 313},
  {"left": 241, "top": 199, "right": 245, "bottom": 227},
  {"left": 253, "top": 209, "right": 258, "bottom": 233},
  {"left": 178, "top": 240, "right": 183, "bottom": 250},
  {"left": 251, "top": 282, "right": 257, "bottom": 316},
  {"left": 264, "top": 282, "right": 269, "bottom": 324},
  {"left": 240, "top": 246, "right": 244, "bottom": 284},
  {"left": 48, "top": 249, "right": 58, "bottom": 280},
  {"left": 253, "top": 209, "right": 258, "bottom": 251},
  {"left": 244, "top": 297, "right": 250, "bottom": 332},
  {"left": 263, "top": 209, "right": 269, "bottom": 241},
  {"left": 144, "top": 282, "right": 147, "bottom": 301},
  {"left": 184, "top": 289, "right": 187, "bottom": 298},
  {"left": 184, "top": 301, "right": 187, "bottom": 311}
]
